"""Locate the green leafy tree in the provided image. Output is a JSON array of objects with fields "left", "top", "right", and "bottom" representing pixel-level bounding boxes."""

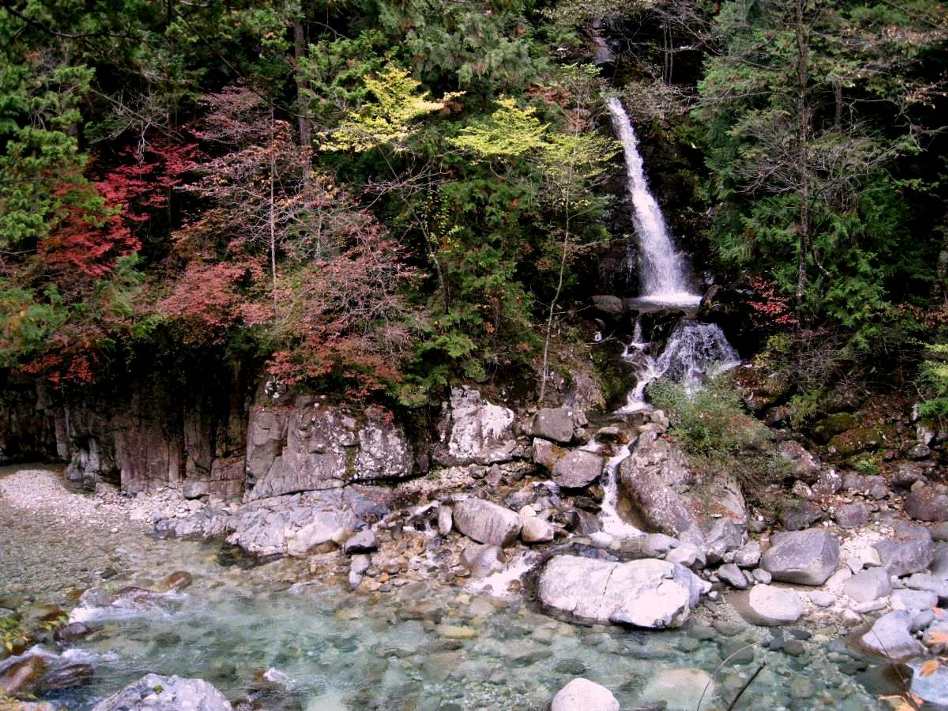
[
  {"left": 450, "top": 68, "right": 616, "bottom": 399},
  {"left": 697, "top": 0, "right": 946, "bottom": 341}
]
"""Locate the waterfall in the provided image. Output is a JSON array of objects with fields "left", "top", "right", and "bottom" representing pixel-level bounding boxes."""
[
  {"left": 620, "top": 321, "right": 739, "bottom": 412},
  {"left": 606, "top": 97, "right": 700, "bottom": 308},
  {"left": 605, "top": 97, "right": 739, "bottom": 412}
]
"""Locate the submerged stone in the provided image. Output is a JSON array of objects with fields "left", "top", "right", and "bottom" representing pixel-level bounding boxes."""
[{"left": 551, "top": 677, "right": 619, "bottom": 711}]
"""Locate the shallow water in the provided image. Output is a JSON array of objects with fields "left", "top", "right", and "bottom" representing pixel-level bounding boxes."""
[{"left": 0, "top": 468, "right": 885, "bottom": 710}]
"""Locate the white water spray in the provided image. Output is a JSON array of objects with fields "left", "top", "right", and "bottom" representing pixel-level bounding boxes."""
[
  {"left": 606, "top": 97, "right": 700, "bottom": 308},
  {"left": 597, "top": 442, "right": 643, "bottom": 540},
  {"left": 620, "top": 321, "right": 739, "bottom": 412}
]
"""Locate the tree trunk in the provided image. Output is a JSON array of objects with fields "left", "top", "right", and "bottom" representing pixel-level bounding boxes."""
[
  {"left": 794, "top": 0, "right": 811, "bottom": 308},
  {"left": 292, "top": 19, "right": 312, "bottom": 151},
  {"left": 269, "top": 103, "right": 278, "bottom": 308}
]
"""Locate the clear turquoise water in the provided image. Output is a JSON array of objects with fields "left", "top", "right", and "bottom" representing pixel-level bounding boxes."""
[{"left": 0, "top": 469, "right": 884, "bottom": 710}]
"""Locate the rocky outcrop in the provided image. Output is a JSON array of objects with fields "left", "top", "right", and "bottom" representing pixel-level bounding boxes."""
[
  {"left": 1, "top": 371, "right": 249, "bottom": 496},
  {"left": 245, "top": 395, "right": 413, "bottom": 500},
  {"left": 0, "top": 378, "right": 62, "bottom": 464},
  {"left": 228, "top": 487, "right": 392, "bottom": 556},
  {"left": 760, "top": 529, "right": 840, "bottom": 585},
  {"left": 776, "top": 440, "right": 821, "bottom": 482},
  {"left": 551, "top": 678, "right": 619, "bottom": 711},
  {"left": 618, "top": 430, "right": 746, "bottom": 551},
  {"left": 530, "top": 406, "right": 584, "bottom": 444},
  {"left": 537, "top": 555, "right": 707, "bottom": 629},
  {"left": 552, "top": 449, "right": 603, "bottom": 488},
  {"left": 842, "top": 568, "right": 892, "bottom": 603},
  {"left": 436, "top": 387, "right": 520, "bottom": 466},
  {"left": 874, "top": 523, "right": 934, "bottom": 577},
  {"left": 905, "top": 485, "right": 948, "bottom": 522},
  {"left": 91, "top": 673, "right": 232, "bottom": 711}
]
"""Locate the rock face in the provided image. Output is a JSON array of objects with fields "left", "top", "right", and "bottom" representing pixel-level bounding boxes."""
[
  {"left": 760, "top": 529, "right": 840, "bottom": 585},
  {"left": 437, "top": 387, "right": 518, "bottom": 465},
  {"left": 777, "top": 440, "right": 822, "bottom": 482},
  {"left": 520, "top": 515, "right": 555, "bottom": 543},
  {"left": 718, "top": 563, "right": 749, "bottom": 589},
  {"left": 226, "top": 487, "right": 392, "bottom": 556},
  {"left": 874, "top": 523, "right": 934, "bottom": 577},
  {"left": 551, "top": 678, "right": 619, "bottom": 711},
  {"left": 834, "top": 502, "right": 869, "bottom": 529},
  {"left": 859, "top": 611, "right": 925, "bottom": 661},
  {"left": 736, "top": 584, "right": 804, "bottom": 626},
  {"left": 245, "top": 397, "right": 412, "bottom": 500},
  {"left": 619, "top": 431, "right": 745, "bottom": 550},
  {"left": 452, "top": 498, "right": 521, "bottom": 546},
  {"left": 91, "top": 673, "right": 232, "bottom": 711},
  {"left": 911, "top": 661, "right": 948, "bottom": 708},
  {"left": 537, "top": 555, "right": 706, "bottom": 629},
  {"left": 552, "top": 450, "right": 603, "bottom": 488}
]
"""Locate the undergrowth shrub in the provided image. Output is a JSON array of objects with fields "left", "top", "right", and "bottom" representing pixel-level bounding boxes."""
[
  {"left": 919, "top": 343, "right": 948, "bottom": 422},
  {"left": 650, "top": 375, "right": 790, "bottom": 492}
]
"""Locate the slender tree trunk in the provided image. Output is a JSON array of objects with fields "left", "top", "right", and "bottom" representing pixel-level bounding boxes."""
[
  {"left": 539, "top": 213, "right": 570, "bottom": 404},
  {"left": 269, "top": 103, "right": 278, "bottom": 309},
  {"left": 539, "top": 155, "right": 576, "bottom": 404},
  {"left": 794, "top": 0, "right": 811, "bottom": 308},
  {"left": 292, "top": 18, "right": 312, "bottom": 152}
]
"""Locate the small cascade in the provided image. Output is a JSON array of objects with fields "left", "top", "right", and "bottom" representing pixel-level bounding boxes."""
[
  {"left": 466, "top": 551, "right": 539, "bottom": 599},
  {"left": 620, "top": 321, "right": 739, "bottom": 412},
  {"left": 597, "top": 442, "right": 642, "bottom": 540}
]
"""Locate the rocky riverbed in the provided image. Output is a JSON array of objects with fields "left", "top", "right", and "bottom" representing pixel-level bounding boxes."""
[
  {"left": 0, "top": 463, "right": 914, "bottom": 710},
  {"left": 2, "top": 383, "right": 946, "bottom": 710}
]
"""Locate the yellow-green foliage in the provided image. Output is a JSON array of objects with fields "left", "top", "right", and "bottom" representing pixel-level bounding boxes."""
[
  {"left": 651, "top": 376, "right": 790, "bottom": 490},
  {"left": 0, "top": 615, "right": 28, "bottom": 654},
  {"left": 327, "top": 64, "right": 460, "bottom": 152},
  {"left": 920, "top": 343, "right": 948, "bottom": 420},
  {"left": 450, "top": 98, "right": 548, "bottom": 158}
]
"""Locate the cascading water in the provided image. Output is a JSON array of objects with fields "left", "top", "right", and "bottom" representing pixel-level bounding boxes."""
[
  {"left": 594, "top": 99, "right": 742, "bottom": 535},
  {"left": 605, "top": 96, "right": 740, "bottom": 411},
  {"left": 619, "top": 321, "right": 739, "bottom": 412},
  {"left": 606, "top": 97, "right": 700, "bottom": 309}
]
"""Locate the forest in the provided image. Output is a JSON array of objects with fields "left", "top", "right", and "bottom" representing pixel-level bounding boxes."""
[
  {"left": 4, "top": 2, "right": 948, "bottom": 710},
  {"left": 0, "top": 0, "right": 944, "bottom": 414}
]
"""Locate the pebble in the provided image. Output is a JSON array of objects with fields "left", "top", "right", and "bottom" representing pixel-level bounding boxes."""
[{"left": 790, "top": 678, "right": 814, "bottom": 699}]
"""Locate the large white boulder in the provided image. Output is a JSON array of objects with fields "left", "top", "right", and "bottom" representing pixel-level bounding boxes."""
[
  {"left": 453, "top": 498, "right": 521, "bottom": 546},
  {"left": 761, "top": 529, "right": 840, "bottom": 585},
  {"left": 91, "top": 673, "right": 232, "bottom": 711},
  {"left": 537, "top": 555, "right": 707, "bottom": 629},
  {"left": 736, "top": 584, "right": 804, "bottom": 626}
]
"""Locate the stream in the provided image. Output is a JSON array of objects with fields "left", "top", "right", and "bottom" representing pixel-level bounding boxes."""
[{"left": 0, "top": 468, "right": 887, "bottom": 710}]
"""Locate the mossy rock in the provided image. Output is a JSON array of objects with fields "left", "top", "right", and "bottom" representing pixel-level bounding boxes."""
[
  {"left": 811, "top": 412, "right": 858, "bottom": 444},
  {"left": 734, "top": 367, "right": 793, "bottom": 412},
  {"left": 828, "top": 425, "right": 898, "bottom": 458}
]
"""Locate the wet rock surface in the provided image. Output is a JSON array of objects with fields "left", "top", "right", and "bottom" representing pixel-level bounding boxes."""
[
  {"left": 91, "top": 673, "right": 233, "bottom": 711},
  {"left": 551, "top": 677, "right": 619, "bottom": 711}
]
